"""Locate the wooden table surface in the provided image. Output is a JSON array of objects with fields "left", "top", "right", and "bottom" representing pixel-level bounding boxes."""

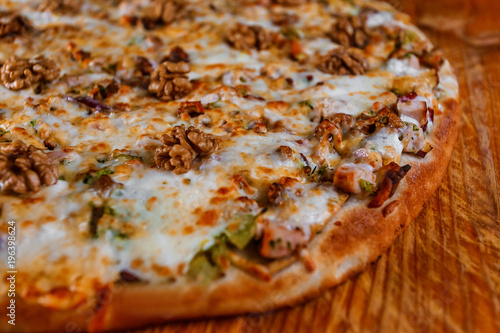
[{"left": 131, "top": 1, "right": 500, "bottom": 332}]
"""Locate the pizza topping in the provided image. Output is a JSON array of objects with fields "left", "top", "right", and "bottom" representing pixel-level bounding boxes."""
[
  {"left": 401, "top": 124, "right": 432, "bottom": 155},
  {"left": 270, "top": 11, "right": 299, "bottom": 26},
  {"left": 313, "top": 113, "right": 354, "bottom": 156},
  {"left": 354, "top": 107, "right": 405, "bottom": 133},
  {"left": 311, "top": 98, "right": 350, "bottom": 122},
  {"left": 333, "top": 163, "right": 375, "bottom": 194},
  {"left": 65, "top": 95, "right": 113, "bottom": 113},
  {"left": 330, "top": 15, "right": 371, "bottom": 49},
  {"left": 148, "top": 61, "right": 192, "bottom": 101},
  {"left": 154, "top": 125, "right": 218, "bottom": 174},
  {"left": 368, "top": 162, "right": 411, "bottom": 208},
  {"left": 0, "top": 56, "right": 60, "bottom": 90},
  {"left": 420, "top": 48, "right": 444, "bottom": 70},
  {"left": 163, "top": 46, "right": 190, "bottom": 63},
  {"left": 352, "top": 148, "right": 383, "bottom": 170},
  {"left": 88, "top": 80, "right": 120, "bottom": 101},
  {"left": 178, "top": 101, "right": 205, "bottom": 118},
  {"left": 317, "top": 47, "right": 369, "bottom": 75},
  {"left": 38, "top": 0, "right": 80, "bottom": 13},
  {"left": 226, "top": 23, "right": 274, "bottom": 51},
  {"left": 259, "top": 223, "right": 306, "bottom": 259},
  {"left": 143, "top": 0, "right": 186, "bottom": 29},
  {"left": 92, "top": 175, "right": 123, "bottom": 198},
  {"left": 0, "top": 11, "right": 33, "bottom": 40},
  {"left": 396, "top": 93, "right": 429, "bottom": 126},
  {"left": 0, "top": 140, "right": 58, "bottom": 194},
  {"left": 273, "top": 0, "right": 308, "bottom": 6}
]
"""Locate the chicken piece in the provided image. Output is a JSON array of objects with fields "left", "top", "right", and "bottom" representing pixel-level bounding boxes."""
[
  {"left": 259, "top": 223, "right": 306, "bottom": 259},
  {"left": 333, "top": 163, "right": 375, "bottom": 194}
]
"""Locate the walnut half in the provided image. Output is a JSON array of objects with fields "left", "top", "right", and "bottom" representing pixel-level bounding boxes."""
[
  {"left": 0, "top": 140, "right": 59, "bottom": 194},
  {"left": 0, "top": 55, "right": 60, "bottom": 90},
  {"left": 143, "top": 0, "right": 186, "bottom": 29},
  {"left": 0, "top": 11, "right": 33, "bottom": 40},
  {"left": 226, "top": 23, "right": 274, "bottom": 52},
  {"left": 154, "top": 125, "right": 218, "bottom": 174},
  {"left": 148, "top": 61, "right": 192, "bottom": 101},
  {"left": 330, "top": 15, "right": 372, "bottom": 49},
  {"left": 317, "top": 47, "right": 368, "bottom": 76}
]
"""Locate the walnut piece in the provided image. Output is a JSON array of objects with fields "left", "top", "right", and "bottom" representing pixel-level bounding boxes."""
[
  {"left": 330, "top": 15, "right": 371, "bottom": 49},
  {"left": 0, "top": 11, "right": 33, "bottom": 40},
  {"left": 143, "top": 0, "right": 186, "bottom": 29},
  {"left": 1, "top": 55, "right": 60, "bottom": 90},
  {"left": 354, "top": 107, "right": 405, "bottom": 133},
  {"left": 0, "top": 140, "right": 58, "bottom": 194},
  {"left": 38, "top": 0, "right": 80, "bottom": 13},
  {"left": 317, "top": 47, "right": 368, "bottom": 75},
  {"left": 273, "top": 0, "right": 307, "bottom": 6},
  {"left": 270, "top": 11, "right": 299, "bottom": 26},
  {"left": 148, "top": 61, "right": 192, "bottom": 101},
  {"left": 163, "top": 46, "right": 190, "bottom": 63},
  {"left": 226, "top": 23, "right": 273, "bottom": 52},
  {"left": 178, "top": 101, "right": 205, "bottom": 118},
  {"left": 154, "top": 125, "right": 218, "bottom": 174}
]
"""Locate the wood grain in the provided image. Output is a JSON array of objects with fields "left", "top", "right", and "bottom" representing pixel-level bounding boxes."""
[{"left": 129, "top": 1, "right": 500, "bottom": 332}]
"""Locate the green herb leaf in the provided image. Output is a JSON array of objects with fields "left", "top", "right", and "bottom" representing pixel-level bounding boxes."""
[
  {"left": 298, "top": 100, "right": 314, "bottom": 110},
  {"left": 83, "top": 169, "right": 114, "bottom": 184},
  {"left": 207, "top": 101, "right": 220, "bottom": 109}
]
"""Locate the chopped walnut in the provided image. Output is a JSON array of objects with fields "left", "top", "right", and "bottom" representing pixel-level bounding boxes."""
[
  {"left": 0, "top": 11, "right": 33, "bottom": 40},
  {"left": 148, "top": 61, "right": 192, "bottom": 101},
  {"left": 317, "top": 47, "right": 368, "bottom": 75},
  {"left": 0, "top": 55, "right": 60, "bottom": 90},
  {"left": 136, "top": 56, "right": 154, "bottom": 76},
  {"left": 162, "top": 46, "right": 190, "bottom": 63},
  {"left": 226, "top": 23, "right": 274, "bottom": 52},
  {"left": 354, "top": 107, "right": 405, "bottom": 133},
  {"left": 38, "top": 0, "right": 80, "bottom": 13},
  {"left": 178, "top": 101, "right": 205, "bottom": 118},
  {"left": 273, "top": 0, "right": 307, "bottom": 6},
  {"left": 0, "top": 140, "right": 58, "bottom": 194},
  {"left": 267, "top": 182, "right": 285, "bottom": 205},
  {"left": 154, "top": 125, "right": 218, "bottom": 174},
  {"left": 270, "top": 11, "right": 299, "bottom": 26},
  {"left": 330, "top": 15, "right": 371, "bottom": 49},
  {"left": 313, "top": 114, "right": 354, "bottom": 155},
  {"left": 267, "top": 177, "right": 303, "bottom": 205},
  {"left": 143, "top": 0, "right": 186, "bottom": 29}
]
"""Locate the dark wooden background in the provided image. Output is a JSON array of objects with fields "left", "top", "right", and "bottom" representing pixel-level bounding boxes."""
[{"left": 132, "top": 1, "right": 500, "bottom": 332}]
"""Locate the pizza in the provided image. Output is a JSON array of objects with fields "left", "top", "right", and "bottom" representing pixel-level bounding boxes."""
[{"left": 0, "top": 0, "right": 459, "bottom": 332}]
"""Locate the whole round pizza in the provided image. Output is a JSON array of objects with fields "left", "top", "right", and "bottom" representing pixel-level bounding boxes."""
[{"left": 0, "top": 0, "right": 459, "bottom": 332}]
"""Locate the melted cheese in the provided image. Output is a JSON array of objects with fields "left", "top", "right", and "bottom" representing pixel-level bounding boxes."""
[{"left": 0, "top": 0, "right": 458, "bottom": 307}]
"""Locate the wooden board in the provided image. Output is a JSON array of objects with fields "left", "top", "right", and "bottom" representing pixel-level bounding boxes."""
[{"left": 130, "top": 1, "right": 500, "bottom": 332}]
